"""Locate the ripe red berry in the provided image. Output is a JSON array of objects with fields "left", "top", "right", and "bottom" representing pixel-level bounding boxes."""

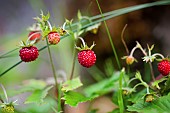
[
  {"left": 19, "top": 46, "right": 39, "bottom": 62},
  {"left": 48, "top": 32, "right": 60, "bottom": 45},
  {"left": 78, "top": 50, "right": 96, "bottom": 68},
  {"left": 28, "top": 31, "right": 41, "bottom": 42},
  {"left": 158, "top": 60, "right": 170, "bottom": 76}
]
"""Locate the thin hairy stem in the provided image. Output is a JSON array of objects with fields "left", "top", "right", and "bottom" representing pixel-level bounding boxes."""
[{"left": 45, "top": 38, "right": 58, "bottom": 87}]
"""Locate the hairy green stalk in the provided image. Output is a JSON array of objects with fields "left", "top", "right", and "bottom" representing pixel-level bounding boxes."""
[{"left": 45, "top": 38, "right": 58, "bottom": 86}]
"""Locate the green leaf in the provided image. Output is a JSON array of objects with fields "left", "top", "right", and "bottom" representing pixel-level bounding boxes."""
[
  {"left": 42, "top": 12, "right": 50, "bottom": 21},
  {"left": 25, "top": 85, "right": 53, "bottom": 104},
  {"left": 19, "top": 97, "right": 57, "bottom": 113},
  {"left": 8, "top": 79, "right": 47, "bottom": 96},
  {"left": 77, "top": 10, "right": 82, "bottom": 20},
  {"left": 84, "top": 71, "right": 128, "bottom": 97},
  {"left": 127, "top": 94, "right": 170, "bottom": 113},
  {"left": 63, "top": 91, "right": 97, "bottom": 107},
  {"left": 62, "top": 77, "right": 83, "bottom": 92},
  {"left": 152, "top": 77, "right": 167, "bottom": 89}
]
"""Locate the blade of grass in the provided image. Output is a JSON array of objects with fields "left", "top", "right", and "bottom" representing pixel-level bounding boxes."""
[
  {"left": 0, "top": 48, "right": 19, "bottom": 59},
  {"left": 118, "top": 68, "right": 125, "bottom": 113},
  {"left": 95, "top": 0, "right": 121, "bottom": 69},
  {"left": 0, "top": 60, "right": 22, "bottom": 77}
]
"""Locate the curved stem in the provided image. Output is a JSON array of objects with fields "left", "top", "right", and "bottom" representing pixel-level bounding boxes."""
[
  {"left": 129, "top": 46, "right": 138, "bottom": 56},
  {"left": 26, "top": 31, "right": 41, "bottom": 42},
  {"left": 132, "top": 83, "right": 144, "bottom": 90},
  {"left": 127, "top": 77, "right": 138, "bottom": 86},
  {"left": 0, "top": 84, "right": 8, "bottom": 103},
  {"left": 78, "top": 37, "right": 86, "bottom": 47},
  {"left": 152, "top": 53, "right": 165, "bottom": 59},
  {"left": 47, "top": 21, "right": 53, "bottom": 31},
  {"left": 121, "top": 24, "right": 129, "bottom": 55}
]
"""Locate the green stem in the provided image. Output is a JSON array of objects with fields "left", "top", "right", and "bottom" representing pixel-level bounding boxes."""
[
  {"left": 0, "top": 61, "right": 22, "bottom": 77},
  {"left": 96, "top": 0, "right": 121, "bottom": 69},
  {"left": 146, "top": 87, "right": 150, "bottom": 94},
  {"left": 127, "top": 77, "right": 138, "bottom": 86},
  {"left": 149, "top": 62, "right": 155, "bottom": 81},
  {"left": 57, "top": 83, "right": 62, "bottom": 112},
  {"left": 132, "top": 83, "right": 144, "bottom": 90},
  {"left": 70, "top": 48, "right": 77, "bottom": 80},
  {"left": 0, "top": 48, "right": 19, "bottom": 59},
  {"left": 45, "top": 38, "right": 58, "bottom": 87}
]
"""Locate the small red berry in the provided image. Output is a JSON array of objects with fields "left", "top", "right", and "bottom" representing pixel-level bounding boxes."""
[
  {"left": 28, "top": 31, "right": 41, "bottom": 43},
  {"left": 48, "top": 32, "right": 60, "bottom": 45},
  {"left": 78, "top": 50, "right": 96, "bottom": 68},
  {"left": 19, "top": 46, "right": 39, "bottom": 62},
  {"left": 158, "top": 60, "right": 170, "bottom": 76}
]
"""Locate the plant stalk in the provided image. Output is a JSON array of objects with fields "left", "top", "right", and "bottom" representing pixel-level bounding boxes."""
[
  {"left": 149, "top": 62, "right": 155, "bottom": 81},
  {"left": 57, "top": 83, "right": 62, "bottom": 112},
  {"left": 95, "top": 0, "right": 121, "bottom": 69},
  {"left": 70, "top": 48, "right": 77, "bottom": 80},
  {"left": 45, "top": 38, "right": 58, "bottom": 86}
]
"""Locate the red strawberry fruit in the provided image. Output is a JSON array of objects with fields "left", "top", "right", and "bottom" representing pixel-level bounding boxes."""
[
  {"left": 48, "top": 32, "right": 60, "bottom": 45},
  {"left": 78, "top": 50, "right": 96, "bottom": 68},
  {"left": 19, "top": 46, "right": 39, "bottom": 62},
  {"left": 28, "top": 31, "right": 41, "bottom": 42},
  {"left": 158, "top": 60, "right": 170, "bottom": 76},
  {"left": 76, "top": 38, "right": 96, "bottom": 68}
]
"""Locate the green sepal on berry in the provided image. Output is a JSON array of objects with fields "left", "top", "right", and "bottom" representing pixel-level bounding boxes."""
[
  {"left": 34, "top": 11, "right": 67, "bottom": 40},
  {"left": 19, "top": 40, "right": 36, "bottom": 48},
  {"left": 1, "top": 103, "right": 15, "bottom": 113},
  {"left": 76, "top": 41, "right": 96, "bottom": 51}
]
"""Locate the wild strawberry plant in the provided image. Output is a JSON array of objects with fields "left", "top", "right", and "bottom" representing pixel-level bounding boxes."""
[{"left": 0, "top": 1, "right": 170, "bottom": 113}]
